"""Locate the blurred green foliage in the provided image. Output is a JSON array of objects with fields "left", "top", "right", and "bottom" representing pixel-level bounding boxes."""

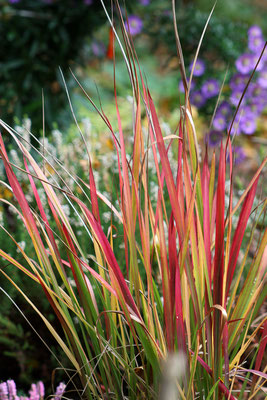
[
  {"left": 148, "top": 3, "right": 248, "bottom": 72},
  {"left": 0, "top": 0, "right": 138, "bottom": 135},
  {"left": 0, "top": 0, "right": 101, "bottom": 133}
]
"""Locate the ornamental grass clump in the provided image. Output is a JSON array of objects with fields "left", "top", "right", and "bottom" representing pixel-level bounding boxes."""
[{"left": 0, "top": 1, "right": 267, "bottom": 399}]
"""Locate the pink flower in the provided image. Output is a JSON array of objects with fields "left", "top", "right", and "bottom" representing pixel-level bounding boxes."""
[
  {"left": 0, "top": 382, "right": 8, "bottom": 400},
  {"left": 37, "top": 382, "right": 45, "bottom": 398},
  {"left": 29, "top": 384, "right": 39, "bottom": 400},
  {"left": 7, "top": 380, "right": 17, "bottom": 398}
]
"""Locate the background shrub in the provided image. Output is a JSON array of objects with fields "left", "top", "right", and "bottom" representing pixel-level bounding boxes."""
[{"left": 0, "top": 0, "right": 138, "bottom": 134}]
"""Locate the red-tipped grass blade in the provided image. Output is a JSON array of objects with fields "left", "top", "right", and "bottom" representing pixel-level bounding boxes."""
[{"left": 226, "top": 177, "right": 259, "bottom": 300}]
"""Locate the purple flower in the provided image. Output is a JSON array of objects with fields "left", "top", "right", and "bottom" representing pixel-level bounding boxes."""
[
  {"left": 232, "top": 146, "right": 246, "bottom": 165},
  {"left": 248, "top": 101, "right": 264, "bottom": 115},
  {"left": 251, "top": 94, "right": 267, "bottom": 110},
  {"left": 54, "top": 383, "right": 66, "bottom": 400},
  {"left": 229, "top": 73, "right": 249, "bottom": 91},
  {"left": 247, "top": 82, "right": 266, "bottom": 99},
  {"left": 190, "top": 90, "right": 206, "bottom": 108},
  {"left": 163, "top": 10, "right": 172, "bottom": 17},
  {"left": 252, "top": 52, "right": 266, "bottom": 72},
  {"left": 179, "top": 80, "right": 184, "bottom": 92},
  {"left": 213, "top": 113, "right": 227, "bottom": 131},
  {"left": 9, "top": 0, "right": 20, "bottom": 3},
  {"left": 241, "top": 104, "right": 259, "bottom": 118},
  {"left": 235, "top": 53, "right": 255, "bottom": 75},
  {"left": 125, "top": 15, "right": 143, "bottom": 36},
  {"left": 257, "top": 70, "right": 267, "bottom": 88},
  {"left": 179, "top": 79, "right": 196, "bottom": 93},
  {"left": 248, "top": 35, "right": 265, "bottom": 54},
  {"left": 201, "top": 79, "right": 220, "bottom": 99},
  {"left": 138, "top": 0, "right": 150, "bottom": 5},
  {"left": 240, "top": 115, "right": 257, "bottom": 135},
  {"left": 189, "top": 59, "right": 205, "bottom": 76},
  {"left": 91, "top": 40, "right": 105, "bottom": 57},
  {"left": 206, "top": 130, "right": 224, "bottom": 147},
  {"left": 217, "top": 101, "right": 232, "bottom": 117},
  {"left": 248, "top": 25, "right": 263, "bottom": 39},
  {"left": 229, "top": 89, "right": 244, "bottom": 107},
  {"left": 228, "top": 119, "right": 241, "bottom": 136}
]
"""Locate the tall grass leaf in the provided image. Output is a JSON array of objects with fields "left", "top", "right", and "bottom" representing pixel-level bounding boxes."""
[
  {"left": 251, "top": 319, "right": 267, "bottom": 391},
  {"left": 73, "top": 196, "right": 141, "bottom": 319},
  {"left": 228, "top": 229, "right": 267, "bottom": 347},
  {"left": 89, "top": 162, "right": 101, "bottom": 222},
  {"left": 202, "top": 151, "right": 212, "bottom": 282},
  {"left": 226, "top": 177, "right": 259, "bottom": 299},
  {"left": 190, "top": 351, "right": 236, "bottom": 400},
  {"left": 226, "top": 157, "right": 267, "bottom": 226},
  {"left": 61, "top": 224, "right": 98, "bottom": 323},
  {"left": 148, "top": 92, "right": 184, "bottom": 239},
  {"left": 158, "top": 203, "right": 174, "bottom": 351},
  {"left": 175, "top": 265, "right": 187, "bottom": 355},
  {"left": 213, "top": 142, "right": 226, "bottom": 388}
]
